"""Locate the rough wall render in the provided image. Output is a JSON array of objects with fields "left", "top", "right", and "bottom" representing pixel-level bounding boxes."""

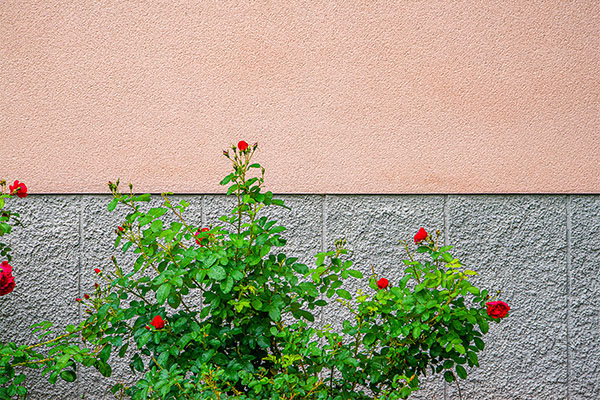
[
  {"left": 1, "top": 194, "right": 599, "bottom": 399},
  {"left": 1, "top": 1, "right": 600, "bottom": 193}
]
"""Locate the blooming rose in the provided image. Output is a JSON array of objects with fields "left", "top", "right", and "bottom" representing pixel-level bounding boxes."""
[
  {"left": 238, "top": 141, "right": 249, "bottom": 151},
  {"left": 9, "top": 180, "right": 27, "bottom": 198},
  {"left": 0, "top": 261, "right": 16, "bottom": 296},
  {"left": 195, "top": 227, "right": 210, "bottom": 246},
  {"left": 414, "top": 227, "right": 428, "bottom": 244},
  {"left": 377, "top": 278, "right": 389, "bottom": 290},
  {"left": 150, "top": 315, "right": 165, "bottom": 329},
  {"left": 486, "top": 301, "right": 510, "bottom": 319}
]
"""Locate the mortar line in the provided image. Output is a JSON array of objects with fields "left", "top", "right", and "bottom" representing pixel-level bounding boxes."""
[
  {"left": 566, "top": 195, "right": 572, "bottom": 399},
  {"left": 201, "top": 195, "right": 206, "bottom": 226},
  {"left": 321, "top": 195, "right": 327, "bottom": 252},
  {"left": 443, "top": 195, "right": 449, "bottom": 400},
  {"left": 77, "top": 195, "right": 84, "bottom": 398}
]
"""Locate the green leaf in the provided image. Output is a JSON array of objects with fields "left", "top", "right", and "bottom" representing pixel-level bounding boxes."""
[
  {"left": 454, "top": 344, "right": 466, "bottom": 354},
  {"left": 97, "top": 361, "right": 112, "bottom": 377},
  {"left": 208, "top": 265, "right": 226, "bottom": 281},
  {"left": 474, "top": 337, "right": 485, "bottom": 351},
  {"left": 60, "top": 370, "right": 77, "bottom": 383},
  {"left": 444, "top": 371, "right": 455, "bottom": 383},
  {"left": 156, "top": 283, "right": 172, "bottom": 305},
  {"left": 348, "top": 270, "right": 363, "bottom": 279},
  {"left": 336, "top": 289, "right": 352, "bottom": 300},
  {"left": 412, "top": 326, "right": 422, "bottom": 339},
  {"left": 455, "top": 365, "right": 467, "bottom": 379},
  {"left": 363, "top": 333, "right": 376, "bottom": 346},
  {"left": 107, "top": 198, "right": 118, "bottom": 212},
  {"left": 268, "top": 307, "right": 281, "bottom": 322}
]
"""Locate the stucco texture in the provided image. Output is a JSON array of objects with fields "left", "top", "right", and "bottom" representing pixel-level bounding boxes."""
[
  {"left": 1, "top": 193, "right": 599, "bottom": 399},
  {"left": 2, "top": 1, "right": 599, "bottom": 194}
]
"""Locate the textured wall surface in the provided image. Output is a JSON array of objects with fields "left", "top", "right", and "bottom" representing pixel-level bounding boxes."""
[
  {"left": 1, "top": 194, "right": 599, "bottom": 399},
  {"left": 2, "top": 1, "right": 600, "bottom": 194}
]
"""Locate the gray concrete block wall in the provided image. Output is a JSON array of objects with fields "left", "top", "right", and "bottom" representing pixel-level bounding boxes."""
[{"left": 0, "top": 194, "right": 598, "bottom": 399}]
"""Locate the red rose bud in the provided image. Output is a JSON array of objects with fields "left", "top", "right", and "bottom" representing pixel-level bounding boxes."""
[
  {"left": 486, "top": 301, "right": 510, "bottom": 319},
  {"left": 237, "top": 141, "right": 249, "bottom": 151},
  {"left": 150, "top": 315, "right": 165, "bottom": 329},
  {"left": 195, "top": 228, "right": 210, "bottom": 246},
  {"left": 94, "top": 268, "right": 101, "bottom": 274},
  {"left": 0, "top": 261, "right": 16, "bottom": 296},
  {"left": 145, "top": 325, "right": 150, "bottom": 330},
  {"left": 377, "top": 278, "right": 389, "bottom": 290},
  {"left": 337, "top": 341, "right": 342, "bottom": 347},
  {"left": 84, "top": 294, "right": 90, "bottom": 299},
  {"left": 94, "top": 283, "right": 99, "bottom": 289},
  {"left": 76, "top": 298, "right": 82, "bottom": 302},
  {"left": 8, "top": 180, "right": 27, "bottom": 198},
  {"left": 414, "top": 227, "right": 428, "bottom": 244},
  {"left": 118, "top": 226, "right": 124, "bottom": 232}
]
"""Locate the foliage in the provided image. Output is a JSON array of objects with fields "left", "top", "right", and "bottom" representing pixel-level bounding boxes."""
[{"left": 0, "top": 144, "right": 508, "bottom": 399}]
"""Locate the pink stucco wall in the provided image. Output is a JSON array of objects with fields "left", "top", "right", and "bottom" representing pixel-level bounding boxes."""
[{"left": 1, "top": 2, "right": 599, "bottom": 194}]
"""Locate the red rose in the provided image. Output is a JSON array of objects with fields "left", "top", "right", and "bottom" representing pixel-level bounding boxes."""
[
  {"left": 195, "top": 228, "right": 210, "bottom": 246},
  {"left": 94, "top": 268, "right": 101, "bottom": 274},
  {"left": 238, "top": 141, "right": 249, "bottom": 151},
  {"left": 84, "top": 294, "right": 90, "bottom": 299},
  {"left": 0, "top": 261, "right": 16, "bottom": 296},
  {"left": 377, "top": 278, "right": 389, "bottom": 290},
  {"left": 118, "top": 226, "right": 124, "bottom": 232},
  {"left": 150, "top": 315, "right": 165, "bottom": 329},
  {"left": 9, "top": 180, "right": 27, "bottom": 198},
  {"left": 486, "top": 301, "right": 510, "bottom": 319},
  {"left": 94, "top": 283, "right": 99, "bottom": 289},
  {"left": 414, "top": 227, "right": 428, "bottom": 244},
  {"left": 76, "top": 298, "right": 82, "bottom": 302}
]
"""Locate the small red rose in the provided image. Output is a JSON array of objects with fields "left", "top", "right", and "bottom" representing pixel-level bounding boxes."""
[
  {"left": 94, "top": 283, "right": 99, "bottom": 289},
  {"left": 150, "top": 315, "right": 165, "bottom": 329},
  {"left": 414, "top": 227, "right": 428, "bottom": 244},
  {"left": 9, "top": 180, "right": 27, "bottom": 198},
  {"left": 237, "top": 141, "right": 249, "bottom": 151},
  {"left": 76, "top": 298, "right": 82, "bottom": 302},
  {"left": 118, "top": 226, "right": 124, "bottom": 232},
  {"left": 145, "top": 325, "right": 150, "bottom": 330},
  {"left": 377, "top": 278, "right": 389, "bottom": 290},
  {"left": 94, "top": 268, "right": 101, "bottom": 274},
  {"left": 486, "top": 301, "right": 510, "bottom": 319},
  {"left": 195, "top": 228, "right": 210, "bottom": 246},
  {"left": 0, "top": 261, "right": 16, "bottom": 296},
  {"left": 84, "top": 293, "right": 90, "bottom": 299}
]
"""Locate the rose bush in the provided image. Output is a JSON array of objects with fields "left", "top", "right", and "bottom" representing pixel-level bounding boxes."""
[{"left": 0, "top": 146, "right": 509, "bottom": 399}]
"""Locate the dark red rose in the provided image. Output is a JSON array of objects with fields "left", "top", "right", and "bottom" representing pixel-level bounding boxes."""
[
  {"left": 377, "top": 278, "right": 389, "bottom": 290},
  {"left": 195, "top": 228, "right": 210, "bottom": 246},
  {"left": 84, "top": 294, "right": 90, "bottom": 299},
  {"left": 150, "top": 315, "right": 165, "bottom": 329},
  {"left": 238, "top": 141, "right": 249, "bottom": 151},
  {"left": 0, "top": 261, "right": 16, "bottom": 296},
  {"left": 414, "top": 227, "right": 428, "bottom": 244},
  {"left": 486, "top": 301, "right": 510, "bottom": 319},
  {"left": 9, "top": 180, "right": 27, "bottom": 198},
  {"left": 94, "top": 268, "right": 101, "bottom": 274},
  {"left": 94, "top": 283, "right": 99, "bottom": 289}
]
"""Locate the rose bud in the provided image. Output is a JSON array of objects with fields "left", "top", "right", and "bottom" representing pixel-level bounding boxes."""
[
  {"left": 377, "top": 278, "right": 389, "bottom": 290},
  {"left": 84, "top": 294, "right": 90, "bottom": 299},
  {"left": 150, "top": 315, "right": 165, "bottom": 329},
  {"left": 237, "top": 141, "right": 249, "bottom": 151},
  {"left": 414, "top": 227, "right": 428, "bottom": 244},
  {"left": 94, "top": 268, "right": 101, "bottom": 274},
  {"left": 76, "top": 298, "right": 82, "bottom": 302},
  {"left": 94, "top": 283, "right": 99, "bottom": 289},
  {"left": 486, "top": 301, "right": 510, "bottom": 319},
  {"left": 9, "top": 180, "right": 27, "bottom": 198}
]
